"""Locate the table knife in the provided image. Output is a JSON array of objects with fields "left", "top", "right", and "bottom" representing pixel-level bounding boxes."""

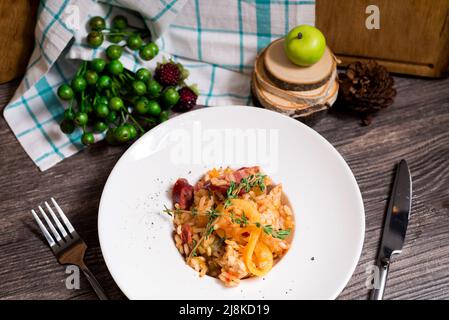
[{"left": 370, "top": 159, "right": 412, "bottom": 300}]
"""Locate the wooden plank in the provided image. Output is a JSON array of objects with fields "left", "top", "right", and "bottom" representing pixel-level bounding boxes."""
[
  {"left": 0, "top": 74, "right": 449, "bottom": 299},
  {"left": 316, "top": 0, "right": 449, "bottom": 77},
  {"left": 0, "top": 0, "right": 39, "bottom": 84}
]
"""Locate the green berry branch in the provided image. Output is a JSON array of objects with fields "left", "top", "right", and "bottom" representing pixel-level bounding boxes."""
[{"left": 57, "top": 15, "right": 199, "bottom": 146}]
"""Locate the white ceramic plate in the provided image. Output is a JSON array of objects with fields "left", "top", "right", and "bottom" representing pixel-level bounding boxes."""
[{"left": 98, "top": 106, "right": 365, "bottom": 300}]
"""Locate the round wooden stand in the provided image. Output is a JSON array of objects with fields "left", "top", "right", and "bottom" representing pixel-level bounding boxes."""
[
  {"left": 252, "top": 38, "right": 339, "bottom": 124},
  {"left": 264, "top": 39, "right": 335, "bottom": 91}
]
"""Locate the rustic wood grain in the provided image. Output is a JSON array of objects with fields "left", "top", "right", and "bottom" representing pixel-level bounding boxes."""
[
  {"left": 316, "top": 0, "right": 449, "bottom": 77},
  {"left": 0, "top": 74, "right": 448, "bottom": 300},
  {"left": 0, "top": 0, "right": 39, "bottom": 84}
]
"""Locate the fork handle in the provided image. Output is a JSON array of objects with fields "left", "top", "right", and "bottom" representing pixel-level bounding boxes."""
[{"left": 80, "top": 264, "right": 108, "bottom": 300}]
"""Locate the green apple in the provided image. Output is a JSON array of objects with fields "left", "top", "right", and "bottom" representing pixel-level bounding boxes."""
[{"left": 284, "top": 25, "right": 326, "bottom": 67}]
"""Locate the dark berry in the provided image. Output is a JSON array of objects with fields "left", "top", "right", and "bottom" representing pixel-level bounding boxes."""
[
  {"left": 173, "top": 87, "right": 198, "bottom": 112},
  {"left": 154, "top": 62, "right": 181, "bottom": 87}
]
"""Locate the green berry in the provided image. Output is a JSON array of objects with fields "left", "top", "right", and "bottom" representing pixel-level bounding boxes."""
[
  {"left": 127, "top": 33, "right": 143, "bottom": 50},
  {"left": 71, "top": 76, "right": 87, "bottom": 92},
  {"left": 91, "top": 58, "right": 106, "bottom": 73},
  {"left": 81, "top": 132, "right": 95, "bottom": 145},
  {"left": 74, "top": 112, "right": 88, "bottom": 127},
  {"left": 136, "top": 68, "right": 152, "bottom": 82},
  {"left": 146, "top": 79, "right": 162, "bottom": 98},
  {"left": 114, "top": 125, "right": 131, "bottom": 143},
  {"left": 112, "top": 15, "right": 128, "bottom": 30},
  {"left": 89, "top": 16, "right": 106, "bottom": 31},
  {"left": 139, "top": 43, "right": 158, "bottom": 61},
  {"left": 87, "top": 31, "right": 104, "bottom": 48},
  {"left": 98, "top": 75, "right": 112, "bottom": 89},
  {"left": 57, "top": 84, "right": 74, "bottom": 101},
  {"left": 132, "top": 80, "right": 146, "bottom": 96},
  {"left": 125, "top": 123, "right": 137, "bottom": 140},
  {"left": 106, "top": 44, "right": 123, "bottom": 60},
  {"left": 85, "top": 70, "right": 98, "bottom": 85},
  {"left": 106, "top": 111, "right": 117, "bottom": 123},
  {"left": 107, "top": 60, "right": 124, "bottom": 75},
  {"left": 135, "top": 97, "right": 149, "bottom": 114},
  {"left": 60, "top": 119, "right": 75, "bottom": 134},
  {"left": 96, "top": 96, "right": 109, "bottom": 106},
  {"left": 63, "top": 109, "right": 75, "bottom": 121},
  {"left": 161, "top": 87, "right": 180, "bottom": 107},
  {"left": 148, "top": 42, "right": 159, "bottom": 56},
  {"left": 109, "top": 97, "right": 124, "bottom": 112},
  {"left": 95, "top": 104, "right": 109, "bottom": 118},
  {"left": 159, "top": 110, "right": 170, "bottom": 123},
  {"left": 93, "top": 121, "right": 108, "bottom": 133},
  {"left": 147, "top": 100, "right": 161, "bottom": 116}
]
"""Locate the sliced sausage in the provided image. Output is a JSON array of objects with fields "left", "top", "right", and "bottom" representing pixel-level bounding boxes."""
[
  {"left": 203, "top": 166, "right": 260, "bottom": 196},
  {"left": 181, "top": 223, "right": 193, "bottom": 244},
  {"left": 172, "top": 178, "right": 194, "bottom": 210}
]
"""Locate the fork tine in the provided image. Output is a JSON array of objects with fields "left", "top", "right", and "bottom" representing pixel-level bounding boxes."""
[
  {"left": 31, "top": 209, "right": 57, "bottom": 247},
  {"left": 51, "top": 198, "right": 75, "bottom": 234},
  {"left": 45, "top": 201, "right": 68, "bottom": 238},
  {"left": 38, "top": 206, "right": 62, "bottom": 243}
]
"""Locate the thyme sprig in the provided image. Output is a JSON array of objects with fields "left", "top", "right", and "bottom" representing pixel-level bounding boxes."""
[
  {"left": 255, "top": 222, "right": 292, "bottom": 240},
  {"left": 163, "top": 204, "right": 175, "bottom": 216},
  {"left": 163, "top": 205, "right": 291, "bottom": 240},
  {"left": 224, "top": 173, "right": 267, "bottom": 208},
  {"left": 205, "top": 208, "right": 220, "bottom": 237},
  {"left": 186, "top": 208, "right": 220, "bottom": 262},
  {"left": 230, "top": 211, "right": 249, "bottom": 226}
]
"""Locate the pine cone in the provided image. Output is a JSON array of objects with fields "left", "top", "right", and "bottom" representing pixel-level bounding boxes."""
[{"left": 338, "top": 60, "right": 396, "bottom": 125}]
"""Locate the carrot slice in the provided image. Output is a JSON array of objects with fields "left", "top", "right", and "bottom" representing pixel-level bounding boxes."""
[
  {"left": 229, "top": 199, "right": 260, "bottom": 223},
  {"left": 243, "top": 228, "right": 273, "bottom": 277}
]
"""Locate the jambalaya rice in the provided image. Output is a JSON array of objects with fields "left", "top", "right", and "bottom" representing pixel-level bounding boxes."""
[{"left": 167, "top": 166, "right": 294, "bottom": 287}]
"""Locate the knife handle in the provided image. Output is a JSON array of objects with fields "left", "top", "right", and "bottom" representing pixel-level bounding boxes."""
[{"left": 370, "top": 259, "right": 390, "bottom": 300}]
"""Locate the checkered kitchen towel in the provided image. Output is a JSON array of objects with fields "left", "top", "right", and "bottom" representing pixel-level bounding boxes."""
[{"left": 3, "top": 0, "right": 315, "bottom": 171}]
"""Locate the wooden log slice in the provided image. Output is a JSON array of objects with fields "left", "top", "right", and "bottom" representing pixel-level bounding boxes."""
[
  {"left": 251, "top": 72, "right": 339, "bottom": 121},
  {"left": 263, "top": 38, "right": 336, "bottom": 91},
  {"left": 251, "top": 80, "right": 329, "bottom": 126},
  {"left": 255, "top": 49, "right": 338, "bottom": 105},
  {"left": 253, "top": 72, "right": 339, "bottom": 112}
]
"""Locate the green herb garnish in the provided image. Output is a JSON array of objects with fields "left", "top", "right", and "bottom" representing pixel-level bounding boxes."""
[
  {"left": 230, "top": 211, "right": 249, "bottom": 226},
  {"left": 223, "top": 173, "right": 267, "bottom": 208},
  {"left": 163, "top": 205, "right": 173, "bottom": 216},
  {"left": 204, "top": 208, "right": 220, "bottom": 238},
  {"left": 191, "top": 240, "right": 198, "bottom": 257},
  {"left": 260, "top": 224, "right": 291, "bottom": 240}
]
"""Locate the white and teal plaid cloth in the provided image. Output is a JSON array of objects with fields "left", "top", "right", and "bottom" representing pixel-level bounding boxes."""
[{"left": 4, "top": 0, "right": 315, "bottom": 171}]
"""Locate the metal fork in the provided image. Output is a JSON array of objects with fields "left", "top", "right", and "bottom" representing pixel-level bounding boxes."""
[{"left": 31, "top": 198, "right": 108, "bottom": 300}]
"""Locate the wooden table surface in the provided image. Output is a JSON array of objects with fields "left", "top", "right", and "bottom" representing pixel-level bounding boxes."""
[{"left": 1, "top": 75, "right": 448, "bottom": 300}]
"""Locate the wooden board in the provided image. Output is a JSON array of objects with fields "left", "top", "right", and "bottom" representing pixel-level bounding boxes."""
[
  {"left": 0, "top": 0, "right": 39, "bottom": 84},
  {"left": 263, "top": 39, "right": 335, "bottom": 90},
  {"left": 1, "top": 75, "right": 449, "bottom": 300},
  {"left": 316, "top": 0, "right": 449, "bottom": 78}
]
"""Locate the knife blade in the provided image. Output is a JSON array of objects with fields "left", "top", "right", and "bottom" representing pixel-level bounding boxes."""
[{"left": 370, "top": 159, "right": 412, "bottom": 300}]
